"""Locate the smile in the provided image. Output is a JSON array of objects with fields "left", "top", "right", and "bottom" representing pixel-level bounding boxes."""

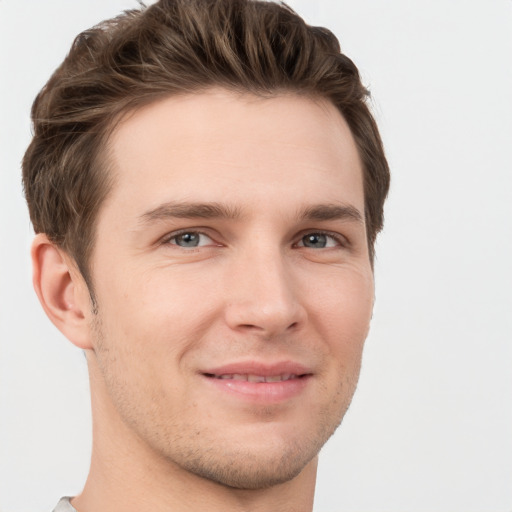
[
  {"left": 204, "top": 373, "right": 302, "bottom": 382},
  {"left": 201, "top": 363, "right": 312, "bottom": 403}
]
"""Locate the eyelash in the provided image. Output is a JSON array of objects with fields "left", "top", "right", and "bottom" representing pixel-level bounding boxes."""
[
  {"left": 161, "top": 228, "right": 348, "bottom": 250},
  {"left": 295, "top": 230, "right": 347, "bottom": 249},
  {"left": 161, "top": 229, "right": 215, "bottom": 248}
]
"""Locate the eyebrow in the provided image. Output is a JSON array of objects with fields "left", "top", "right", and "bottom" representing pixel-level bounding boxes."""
[
  {"left": 298, "top": 203, "right": 364, "bottom": 224},
  {"left": 138, "top": 201, "right": 363, "bottom": 225},
  {"left": 139, "top": 201, "right": 243, "bottom": 224}
]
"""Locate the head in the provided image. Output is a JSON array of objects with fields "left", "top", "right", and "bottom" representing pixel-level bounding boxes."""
[
  {"left": 24, "top": 0, "right": 389, "bottom": 494},
  {"left": 23, "top": 0, "right": 389, "bottom": 292}
]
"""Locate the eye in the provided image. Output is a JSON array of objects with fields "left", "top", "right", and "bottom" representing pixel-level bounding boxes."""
[
  {"left": 167, "top": 231, "right": 214, "bottom": 248},
  {"left": 297, "top": 232, "right": 341, "bottom": 249}
]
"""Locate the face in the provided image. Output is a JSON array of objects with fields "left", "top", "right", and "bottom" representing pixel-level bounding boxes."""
[{"left": 86, "top": 89, "right": 374, "bottom": 489}]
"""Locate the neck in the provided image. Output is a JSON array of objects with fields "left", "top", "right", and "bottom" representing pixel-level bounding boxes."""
[{"left": 73, "top": 358, "right": 318, "bottom": 512}]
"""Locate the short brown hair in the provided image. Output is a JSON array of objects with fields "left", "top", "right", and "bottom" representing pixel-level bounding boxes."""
[{"left": 23, "top": 0, "right": 390, "bottom": 289}]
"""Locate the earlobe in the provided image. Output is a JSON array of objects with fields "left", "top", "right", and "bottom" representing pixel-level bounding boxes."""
[{"left": 31, "top": 234, "right": 93, "bottom": 350}]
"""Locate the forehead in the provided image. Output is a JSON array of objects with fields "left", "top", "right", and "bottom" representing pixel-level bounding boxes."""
[{"left": 103, "top": 89, "right": 364, "bottom": 220}]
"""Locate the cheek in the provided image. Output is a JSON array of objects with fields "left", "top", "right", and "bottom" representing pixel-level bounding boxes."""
[
  {"left": 311, "top": 268, "right": 374, "bottom": 359},
  {"left": 93, "top": 268, "right": 220, "bottom": 366}
]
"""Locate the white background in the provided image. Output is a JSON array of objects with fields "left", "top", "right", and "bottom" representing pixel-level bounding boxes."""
[{"left": 1, "top": 1, "right": 511, "bottom": 511}]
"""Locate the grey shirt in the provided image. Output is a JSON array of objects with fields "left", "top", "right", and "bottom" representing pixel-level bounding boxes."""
[{"left": 52, "top": 497, "right": 77, "bottom": 512}]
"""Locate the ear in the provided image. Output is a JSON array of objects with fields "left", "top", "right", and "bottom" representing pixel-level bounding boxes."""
[{"left": 31, "top": 233, "right": 93, "bottom": 350}]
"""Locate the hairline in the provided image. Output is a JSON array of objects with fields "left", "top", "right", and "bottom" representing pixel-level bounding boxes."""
[{"left": 70, "top": 86, "right": 375, "bottom": 305}]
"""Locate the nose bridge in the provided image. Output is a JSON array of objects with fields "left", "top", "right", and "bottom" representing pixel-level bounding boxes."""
[{"left": 224, "top": 243, "right": 304, "bottom": 336}]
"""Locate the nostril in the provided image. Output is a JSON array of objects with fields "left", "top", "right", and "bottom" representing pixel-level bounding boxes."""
[
  {"left": 284, "top": 321, "right": 300, "bottom": 333},
  {"left": 237, "top": 321, "right": 298, "bottom": 333},
  {"left": 238, "top": 324, "right": 261, "bottom": 331}
]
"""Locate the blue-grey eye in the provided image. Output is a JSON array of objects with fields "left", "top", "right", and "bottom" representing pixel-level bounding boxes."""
[
  {"left": 175, "top": 232, "right": 199, "bottom": 247},
  {"left": 299, "top": 233, "right": 339, "bottom": 249},
  {"left": 171, "top": 232, "right": 212, "bottom": 248},
  {"left": 302, "top": 233, "right": 327, "bottom": 248}
]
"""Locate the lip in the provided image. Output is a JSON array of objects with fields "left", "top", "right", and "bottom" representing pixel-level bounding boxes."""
[
  {"left": 203, "top": 360, "right": 311, "bottom": 377},
  {"left": 200, "top": 360, "right": 313, "bottom": 404}
]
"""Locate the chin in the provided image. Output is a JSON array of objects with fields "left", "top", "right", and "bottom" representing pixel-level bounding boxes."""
[
  {"left": 169, "top": 418, "right": 341, "bottom": 490},
  {"left": 180, "top": 443, "right": 315, "bottom": 490}
]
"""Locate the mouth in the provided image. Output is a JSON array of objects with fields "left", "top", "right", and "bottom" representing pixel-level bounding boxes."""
[
  {"left": 200, "top": 362, "right": 312, "bottom": 403},
  {"left": 203, "top": 373, "right": 306, "bottom": 382}
]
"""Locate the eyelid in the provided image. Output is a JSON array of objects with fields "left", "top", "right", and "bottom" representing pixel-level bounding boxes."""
[
  {"left": 294, "top": 230, "right": 348, "bottom": 248},
  {"left": 157, "top": 227, "right": 348, "bottom": 249},
  {"left": 161, "top": 228, "right": 218, "bottom": 247}
]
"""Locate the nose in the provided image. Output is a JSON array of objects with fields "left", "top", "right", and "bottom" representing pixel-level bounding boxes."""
[{"left": 223, "top": 248, "right": 307, "bottom": 338}]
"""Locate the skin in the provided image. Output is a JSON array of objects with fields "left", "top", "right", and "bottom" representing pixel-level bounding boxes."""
[{"left": 33, "top": 89, "right": 374, "bottom": 512}]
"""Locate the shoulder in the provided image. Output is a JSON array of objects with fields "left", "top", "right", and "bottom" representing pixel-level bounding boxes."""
[{"left": 52, "top": 497, "right": 77, "bottom": 512}]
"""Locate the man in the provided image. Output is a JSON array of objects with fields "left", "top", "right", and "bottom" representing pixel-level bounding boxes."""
[{"left": 22, "top": 0, "right": 389, "bottom": 510}]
